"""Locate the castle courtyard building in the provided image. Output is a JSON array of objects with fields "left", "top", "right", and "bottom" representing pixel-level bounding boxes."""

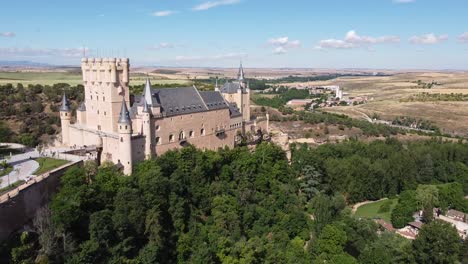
[{"left": 60, "top": 58, "right": 264, "bottom": 174}]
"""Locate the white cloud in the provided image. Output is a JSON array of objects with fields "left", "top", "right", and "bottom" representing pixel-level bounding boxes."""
[
  {"left": 192, "top": 0, "right": 241, "bottom": 11},
  {"left": 0, "top": 32, "right": 15, "bottom": 38},
  {"left": 152, "top": 10, "right": 177, "bottom": 17},
  {"left": 458, "top": 32, "right": 468, "bottom": 43},
  {"left": 273, "top": 47, "right": 287, "bottom": 55},
  {"left": 314, "top": 30, "right": 400, "bottom": 50},
  {"left": 393, "top": 0, "right": 415, "bottom": 3},
  {"left": 148, "top": 43, "right": 175, "bottom": 50},
  {"left": 175, "top": 52, "right": 246, "bottom": 61},
  {"left": 409, "top": 33, "right": 448, "bottom": 44},
  {"left": 0, "top": 47, "right": 88, "bottom": 57},
  {"left": 345, "top": 30, "right": 400, "bottom": 44},
  {"left": 267, "top": 36, "right": 301, "bottom": 54}
]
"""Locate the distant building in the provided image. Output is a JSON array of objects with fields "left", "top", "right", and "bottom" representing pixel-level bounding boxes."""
[{"left": 60, "top": 58, "right": 267, "bottom": 175}]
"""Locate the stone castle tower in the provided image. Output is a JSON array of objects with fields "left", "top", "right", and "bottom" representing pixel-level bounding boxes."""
[
  {"left": 80, "top": 58, "right": 130, "bottom": 133},
  {"left": 219, "top": 62, "right": 251, "bottom": 122}
]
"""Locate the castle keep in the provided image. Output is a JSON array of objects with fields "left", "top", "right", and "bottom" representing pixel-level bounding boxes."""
[{"left": 60, "top": 58, "right": 264, "bottom": 174}]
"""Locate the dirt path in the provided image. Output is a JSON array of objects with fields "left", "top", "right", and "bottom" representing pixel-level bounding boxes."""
[{"left": 351, "top": 198, "right": 388, "bottom": 213}]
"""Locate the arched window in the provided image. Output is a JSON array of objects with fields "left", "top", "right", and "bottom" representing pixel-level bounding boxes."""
[
  {"left": 155, "top": 137, "right": 161, "bottom": 145},
  {"left": 200, "top": 128, "right": 205, "bottom": 136},
  {"left": 189, "top": 130, "right": 194, "bottom": 138},
  {"left": 120, "top": 137, "right": 123, "bottom": 142},
  {"left": 169, "top": 134, "right": 174, "bottom": 142},
  {"left": 179, "top": 131, "right": 185, "bottom": 140}
]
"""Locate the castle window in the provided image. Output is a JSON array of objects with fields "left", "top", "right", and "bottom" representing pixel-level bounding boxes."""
[
  {"left": 120, "top": 137, "right": 123, "bottom": 142},
  {"left": 91, "top": 95, "right": 93, "bottom": 100},
  {"left": 200, "top": 128, "right": 205, "bottom": 136},
  {"left": 104, "top": 111, "right": 106, "bottom": 116},
  {"left": 98, "top": 125, "right": 101, "bottom": 131},
  {"left": 97, "top": 96, "right": 99, "bottom": 100},
  {"left": 103, "top": 96, "right": 105, "bottom": 101},
  {"left": 125, "top": 125, "right": 127, "bottom": 130},
  {"left": 179, "top": 131, "right": 185, "bottom": 140},
  {"left": 189, "top": 130, "right": 194, "bottom": 138},
  {"left": 155, "top": 125, "right": 160, "bottom": 131},
  {"left": 169, "top": 134, "right": 174, "bottom": 142},
  {"left": 155, "top": 137, "right": 161, "bottom": 145},
  {"left": 97, "top": 110, "right": 99, "bottom": 114}
]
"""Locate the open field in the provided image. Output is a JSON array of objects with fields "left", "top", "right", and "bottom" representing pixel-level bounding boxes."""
[
  {"left": 355, "top": 198, "right": 398, "bottom": 222},
  {"left": 298, "top": 72, "right": 468, "bottom": 136},
  {"left": 0, "top": 71, "right": 191, "bottom": 86}
]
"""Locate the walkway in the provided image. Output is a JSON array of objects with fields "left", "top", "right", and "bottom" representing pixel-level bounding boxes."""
[{"left": 0, "top": 144, "right": 39, "bottom": 189}]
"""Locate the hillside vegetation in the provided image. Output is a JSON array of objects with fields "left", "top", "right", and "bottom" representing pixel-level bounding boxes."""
[{"left": 1, "top": 141, "right": 467, "bottom": 263}]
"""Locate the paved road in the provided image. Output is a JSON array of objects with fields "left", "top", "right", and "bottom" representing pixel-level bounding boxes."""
[{"left": 0, "top": 145, "right": 39, "bottom": 189}]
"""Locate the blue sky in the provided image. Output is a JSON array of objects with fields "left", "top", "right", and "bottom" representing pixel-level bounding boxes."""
[{"left": 1, "top": 0, "right": 468, "bottom": 69}]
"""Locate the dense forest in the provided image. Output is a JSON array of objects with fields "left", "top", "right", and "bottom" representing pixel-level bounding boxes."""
[{"left": 1, "top": 141, "right": 468, "bottom": 263}]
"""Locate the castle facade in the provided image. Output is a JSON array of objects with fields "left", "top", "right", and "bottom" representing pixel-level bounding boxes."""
[{"left": 60, "top": 58, "right": 264, "bottom": 174}]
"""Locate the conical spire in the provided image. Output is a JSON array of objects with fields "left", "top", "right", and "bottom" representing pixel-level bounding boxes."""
[
  {"left": 118, "top": 98, "right": 131, "bottom": 124},
  {"left": 142, "top": 77, "right": 155, "bottom": 106},
  {"left": 142, "top": 99, "right": 149, "bottom": 113},
  {"left": 215, "top": 77, "right": 219, "bottom": 89},
  {"left": 60, "top": 93, "right": 70, "bottom": 112},
  {"left": 237, "top": 61, "right": 245, "bottom": 81},
  {"left": 77, "top": 101, "right": 86, "bottom": 111}
]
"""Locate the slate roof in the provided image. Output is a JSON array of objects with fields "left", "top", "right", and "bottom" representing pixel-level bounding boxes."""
[
  {"left": 77, "top": 101, "right": 86, "bottom": 111},
  {"left": 154, "top": 87, "right": 207, "bottom": 116},
  {"left": 118, "top": 99, "right": 131, "bottom": 124},
  {"left": 130, "top": 84, "right": 242, "bottom": 118},
  {"left": 220, "top": 81, "right": 242, "bottom": 94},
  {"left": 199, "top": 91, "right": 229, "bottom": 110},
  {"left": 228, "top": 103, "right": 242, "bottom": 118},
  {"left": 60, "top": 93, "right": 70, "bottom": 112}
]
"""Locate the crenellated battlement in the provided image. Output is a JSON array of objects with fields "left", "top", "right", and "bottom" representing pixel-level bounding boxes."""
[{"left": 80, "top": 57, "right": 129, "bottom": 84}]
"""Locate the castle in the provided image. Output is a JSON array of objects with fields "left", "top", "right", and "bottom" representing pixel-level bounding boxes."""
[{"left": 60, "top": 58, "right": 267, "bottom": 174}]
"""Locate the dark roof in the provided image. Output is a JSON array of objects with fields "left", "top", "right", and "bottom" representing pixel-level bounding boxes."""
[
  {"left": 154, "top": 87, "right": 208, "bottom": 116},
  {"left": 220, "top": 81, "right": 241, "bottom": 94},
  {"left": 118, "top": 99, "right": 131, "bottom": 124},
  {"left": 77, "top": 101, "right": 86, "bottom": 111},
  {"left": 228, "top": 103, "right": 242, "bottom": 118},
  {"left": 130, "top": 82, "right": 240, "bottom": 117},
  {"left": 199, "top": 91, "right": 229, "bottom": 110},
  {"left": 60, "top": 93, "right": 70, "bottom": 112},
  {"left": 142, "top": 78, "right": 157, "bottom": 106}
]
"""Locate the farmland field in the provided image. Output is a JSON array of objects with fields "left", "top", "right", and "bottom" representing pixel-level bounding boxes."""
[{"left": 0, "top": 71, "right": 191, "bottom": 86}]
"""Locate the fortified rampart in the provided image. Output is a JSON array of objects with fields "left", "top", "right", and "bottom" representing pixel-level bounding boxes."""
[{"left": 0, "top": 161, "right": 82, "bottom": 241}]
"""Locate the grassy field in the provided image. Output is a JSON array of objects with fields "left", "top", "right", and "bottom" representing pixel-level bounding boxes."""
[
  {"left": 0, "top": 71, "right": 191, "bottom": 86},
  {"left": 355, "top": 198, "right": 398, "bottom": 222},
  {"left": 33, "top": 157, "right": 69, "bottom": 175}
]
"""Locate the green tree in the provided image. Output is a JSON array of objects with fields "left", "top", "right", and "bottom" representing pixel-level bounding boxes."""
[
  {"left": 299, "top": 165, "right": 321, "bottom": 201},
  {"left": 412, "top": 220, "right": 460, "bottom": 264}
]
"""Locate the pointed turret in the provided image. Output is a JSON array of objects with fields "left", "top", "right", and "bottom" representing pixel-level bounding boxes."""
[
  {"left": 118, "top": 99, "right": 131, "bottom": 124},
  {"left": 142, "top": 78, "right": 155, "bottom": 106},
  {"left": 60, "top": 93, "right": 71, "bottom": 112},
  {"left": 237, "top": 62, "right": 245, "bottom": 81},
  {"left": 214, "top": 77, "right": 219, "bottom": 91},
  {"left": 142, "top": 99, "right": 150, "bottom": 113},
  {"left": 77, "top": 101, "right": 86, "bottom": 111}
]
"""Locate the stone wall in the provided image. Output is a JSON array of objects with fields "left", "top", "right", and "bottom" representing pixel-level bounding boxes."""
[{"left": 0, "top": 161, "right": 82, "bottom": 241}]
